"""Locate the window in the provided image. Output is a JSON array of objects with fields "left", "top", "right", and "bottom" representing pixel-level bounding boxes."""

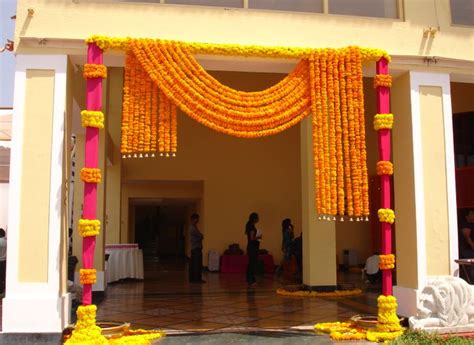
[
  {"left": 248, "top": 0, "right": 323, "bottom": 13},
  {"left": 450, "top": 0, "right": 474, "bottom": 26},
  {"left": 166, "top": 0, "right": 243, "bottom": 7},
  {"left": 453, "top": 112, "right": 474, "bottom": 167},
  {"left": 329, "top": 0, "right": 398, "bottom": 19}
]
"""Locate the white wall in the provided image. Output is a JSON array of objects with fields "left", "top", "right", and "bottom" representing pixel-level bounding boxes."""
[{"left": 0, "top": 183, "right": 9, "bottom": 230}]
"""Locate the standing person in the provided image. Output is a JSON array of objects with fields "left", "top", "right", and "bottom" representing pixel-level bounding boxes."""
[
  {"left": 0, "top": 228, "right": 6, "bottom": 294},
  {"left": 246, "top": 212, "right": 261, "bottom": 287},
  {"left": 189, "top": 213, "right": 205, "bottom": 283},
  {"left": 281, "top": 218, "right": 294, "bottom": 262},
  {"left": 458, "top": 208, "right": 474, "bottom": 279}
]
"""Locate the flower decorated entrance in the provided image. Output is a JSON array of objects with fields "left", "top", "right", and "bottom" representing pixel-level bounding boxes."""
[{"left": 65, "top": 36, "right": 399, "bottom": 344}]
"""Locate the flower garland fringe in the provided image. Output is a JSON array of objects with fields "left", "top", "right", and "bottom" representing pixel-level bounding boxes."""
[
  {"left": 103, "top": 37, "right": 385, "bottom": 218},
  {"left": 276, "top": 288, "right": 362, "bottom": 298}
]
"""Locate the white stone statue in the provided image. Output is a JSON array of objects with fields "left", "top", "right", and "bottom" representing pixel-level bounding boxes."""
[{"left": 409, "top": 276, "right": 474, "bottom": 332}]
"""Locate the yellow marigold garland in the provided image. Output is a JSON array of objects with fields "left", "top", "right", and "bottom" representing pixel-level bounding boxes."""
[
  {"left": 83, "top": 63, "right": 107, "bottom": 79},
  {"left": 377, "top": 160, "right": 394, "bottom": 175},
  {"left": 374, "top": 113, "right": 394, "bottom": 130},
  {"left": 276, "top": 288, "right": 362, "bottom": 298},
  {"left": 81, "top": 110, "right": 105, "bottom": 129},
  {"left": 86, "top": 35, "right": 391, "bottom": 62},
  {"left": 373, "top": 74, "right": 392, "bottom": 88},
  {"left": 379, "top": 254, "right": 396, "bottom": 270},
  {"left": 80, "top": 168, "right": 102, "bottom": 184},
  {"left": 80, "top": 269, "right": 97, "bottom": 285},
  {"left": 378, "top": 208, "right": 395, "bottom": 224},
  {"left": 64, "top": 305, "right": 108, "bottom": 345},
  {"left": 78, "top": 219, "right": 101, "bottom": 237}
]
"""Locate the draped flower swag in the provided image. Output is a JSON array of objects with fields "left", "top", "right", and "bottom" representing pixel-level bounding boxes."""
[{"left": 88, "top": 36, "right": 391, "bottom": 218}]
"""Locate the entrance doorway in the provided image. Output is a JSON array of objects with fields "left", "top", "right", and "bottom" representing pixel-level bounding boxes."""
[{"left": 131, "top": 198, "right": 198, "bottom": 275}]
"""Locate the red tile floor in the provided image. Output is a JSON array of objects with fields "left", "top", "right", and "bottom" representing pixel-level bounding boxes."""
[{"left": 95, "top": 259, "right": 379, "bottom": 334}]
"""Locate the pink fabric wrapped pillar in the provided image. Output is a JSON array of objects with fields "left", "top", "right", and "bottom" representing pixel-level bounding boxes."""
[
  {"left": 82, "top": 43, "right": 103, "bottom": 305},
  {"left": 376, "top": 58, "right": 393, "bottom": 296}
]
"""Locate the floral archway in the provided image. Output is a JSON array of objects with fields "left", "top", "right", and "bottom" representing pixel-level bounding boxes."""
[{"left": 66, "top": 36, "right": 398, "bottom": 344}]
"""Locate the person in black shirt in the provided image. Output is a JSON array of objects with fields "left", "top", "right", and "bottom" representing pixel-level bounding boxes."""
[
  {"left": 189, "top": 213, "right": 205, "bottom": 283},
  {"left": 245, "top": 212, "right": 261, "bottom": 287},
  {"left": 459, "top": 208, "right": 474, "bottom": 278}
]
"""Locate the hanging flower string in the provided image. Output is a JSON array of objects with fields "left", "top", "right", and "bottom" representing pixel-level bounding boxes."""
[{"left": 93, "top": 37, "right": 388, "bottom": 217}]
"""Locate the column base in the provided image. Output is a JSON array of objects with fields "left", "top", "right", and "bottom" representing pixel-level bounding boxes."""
[
  {"left": 393, "top": 285, "right": 419, "bottom": 317},
  {"left": 303, "top": 284, "right": 338, "bottom": 292},
  {"left": 2, "top": 293, "right": 71, "bottom": 333},
  {"left": 0, "top": 333, "right": 62, "bottom": 344}
]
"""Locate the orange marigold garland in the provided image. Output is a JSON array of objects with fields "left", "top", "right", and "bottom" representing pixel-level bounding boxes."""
[
  {"left": 379, "top": 254, "right": 395, "bottom": 270},
  {"left": 340, "top": 51, "right": 354, "bottom": 217},
  {"left": 376, "top": 161, "right": 394, "bottom": 175},
  {"left": 83, "top": 63, "right": 107, "bottom": 79},
  {"left": 373, "top": 74, "right": 392, "bottom": 88},
  {"left": 327, "top": 49, "right": 337, "bottom": 217},
  {"left": 80, "top": 168, "right": 102, "bottom": 183},
  {"left": 118, "top": 41, "right": 376, "bottom": 219},
  {"left": 80, "top": 268, "right": 97, "bottom": 285}
]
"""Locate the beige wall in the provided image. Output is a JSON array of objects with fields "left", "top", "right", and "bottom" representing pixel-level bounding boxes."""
[
  {"left": 392, "top": 72, "right": 418, "bottom": 289},
  {"left": 420, "top": 86, "right": 450, "bottom": 276},
  {"left": 18, "top": 69, "right": 54, "bottom": 282},
  {"left": 15, "top": 1, "right": 474, "bottom": 63},
  {"left": 104, "top": 67, "right": 123, "bottom": 244},
  {"left": 451, "top": 82, "right": 474, "bottom": 114}
]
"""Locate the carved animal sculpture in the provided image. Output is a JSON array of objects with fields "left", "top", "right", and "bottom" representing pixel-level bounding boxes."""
[{"left": 409, "top": 276, "right": 474, "bottom": 329}]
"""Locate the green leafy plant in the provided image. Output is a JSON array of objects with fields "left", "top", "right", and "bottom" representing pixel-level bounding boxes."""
[{"left": 390, "top": 329, "right": 472, "bottom": 345}]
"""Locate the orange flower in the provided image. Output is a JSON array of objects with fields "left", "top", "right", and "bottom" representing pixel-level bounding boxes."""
[
  {"left": 373, "top": 74, "right": 392, "bottom": 88},
  {"left": 83, "top": 64, "right": 107, "bottom": 79},
  {"left": 80, "top": 168, "right": 101, "bottom": 183}
]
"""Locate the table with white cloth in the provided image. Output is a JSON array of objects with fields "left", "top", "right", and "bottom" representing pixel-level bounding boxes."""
[{"left": 105, "top": 244, "right": 144, "bottom": 283}]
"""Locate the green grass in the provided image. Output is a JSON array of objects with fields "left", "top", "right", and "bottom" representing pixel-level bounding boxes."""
[{"left": 390, "top": 329, "right": 473, "bottom": 345}]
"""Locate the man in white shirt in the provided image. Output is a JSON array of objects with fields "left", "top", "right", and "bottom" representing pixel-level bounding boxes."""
[
  {"left": 0, "top": 228, "right": 6, "bottom": 293},
  {"left": 363, "top": 252, "right": 380, "bottom": 284}
]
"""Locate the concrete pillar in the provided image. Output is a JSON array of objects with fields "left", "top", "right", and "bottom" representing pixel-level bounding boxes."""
[
  {"left": 300, "top": 117, "right": 337, "bottom": 290},
  {"left": 393, "top": 71, "right": 458, "bottom": 317},
  {"left": 2, "top": 55, "right": 70, "bottom": 340}
]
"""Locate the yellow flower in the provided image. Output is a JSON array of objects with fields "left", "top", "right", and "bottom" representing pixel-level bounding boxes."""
[
  {"left": 374, "top": 113, "right": 394, "bottom": 130},
  {"left": 78, "top": 219, "right": 101, "bottom": 237},
  {"left": 81, "top": 110, "right": 105, "bottom": 129},
  {"left": 83, "top": 63, "right": 108, "bottom": 79},
  {"left": 80, "top": 168, "right": 102, "bottom": 184},
  {"left": 378, "top": 208, "right": 395, "bottom": 224}
]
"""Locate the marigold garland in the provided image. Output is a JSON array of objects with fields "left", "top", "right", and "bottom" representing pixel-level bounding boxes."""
[
  {"left": 379, "top": 254, "right": 396, "bottom": 270},
  {"left": 83, "top": 63, "right": 107, "bottom": 79},
  {"left": 81, "top": 110, "right": 105, "bottom": 129},
  {"left": 80, "top": 167, "right": 102, "bottom": 183},
  {"left": 276, "top": 288, "right": 362, "bottom": 298},
  {"left": 80, "top": 268, "right": 97, "bottom": 285},
  {"left": 376, "top": 160, "right": 394, "bottom": 175},
  {"left": 64, "top": 304, "right": 165, "bottom": 344},
  {"left": 86, "top": 35, "right": 391, "bottom": 61},
  {"left": 78, "top": 219, "right": 101, "bottom": 237},
  {"left": 373, "top": 74, "right": 392, "bottom": 88},
  {"left": 374, "top": 113, "right": 394, "bottom": 130},
  {"left": 378, "top": 208, "right": 395, "bottom": 224},
  {"left": 115, "top": 38, "right": 377, "bottom": 218}
]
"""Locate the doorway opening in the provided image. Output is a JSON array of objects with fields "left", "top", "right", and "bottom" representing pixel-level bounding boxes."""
[{"left": 130, "top": 198, "right": 198, "bottom": 277}]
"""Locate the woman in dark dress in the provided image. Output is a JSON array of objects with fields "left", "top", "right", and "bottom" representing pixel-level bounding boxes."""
[
  {"left": 459, "top": 208, "right": 474, "bottom": 279},
  {"left": 246, "top": 212, "right": 261, "bottom": 287}
]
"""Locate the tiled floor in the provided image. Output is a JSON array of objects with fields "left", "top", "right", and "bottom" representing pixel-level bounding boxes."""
[{"left": 96, "top": 261, "right": 380, "bottom": 335}]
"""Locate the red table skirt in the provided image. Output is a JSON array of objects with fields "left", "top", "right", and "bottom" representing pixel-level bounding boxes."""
[{"left": 220, "top": 254, "right": 274, "bottom": 273}]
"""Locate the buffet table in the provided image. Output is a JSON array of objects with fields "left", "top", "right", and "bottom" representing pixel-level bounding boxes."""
[
  {"left": 220, "top": 254, "right": 274, "bottom": 273},
  {"left": 105, "top": 244, "right": 144, "bottom": 283}
]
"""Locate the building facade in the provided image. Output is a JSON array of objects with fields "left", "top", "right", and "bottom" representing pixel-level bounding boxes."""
[{"left": 3, "top": 0, "right": 474, "bottom": 339}]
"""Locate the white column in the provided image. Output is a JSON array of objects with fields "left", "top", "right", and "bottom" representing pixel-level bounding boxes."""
[
  {"left": 3, "top": 55, "right": 70, "bottom": 333},
  {"left": 393, "top": 71, "right": 457, "bottom": 317}
]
